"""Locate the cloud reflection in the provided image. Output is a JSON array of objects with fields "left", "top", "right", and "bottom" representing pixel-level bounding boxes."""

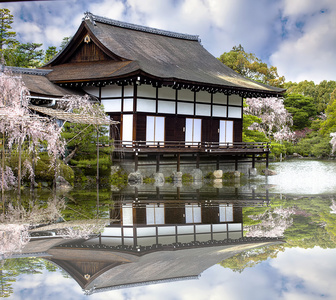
[{"left": 10, "top": 247, "right": 336, "bottom": 300}]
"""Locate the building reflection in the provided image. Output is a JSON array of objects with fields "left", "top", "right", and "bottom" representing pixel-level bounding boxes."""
[
  {"left": 37, "top": 188, "right": 279, "bottom": 294},
  {"left": 2, "top": 188, "right": 281, "bottom": 295}
]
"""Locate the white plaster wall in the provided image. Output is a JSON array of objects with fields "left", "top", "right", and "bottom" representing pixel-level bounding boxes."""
[
  {"left": 196, "top": 90, "right": 211, "bottom": 103},
  {"left": 228, "top": 106, "right": 242, "bottom": 118},
  {"left": 138, "top": 84, "right": 156, "bottom": 98},
  {"left": 212, "top": 105, "right": 227, "bottom": 117},
  {"left": 82, "top": 86, "right": 100, "bottom": 97},
  {"left": 228, "top": 94, "right": 242, "bottom": 106},
  {"left": 213, "top": 93, "right": 227, "bottom": 105},
  {"left": 101, "top": 99, "right": 121, "bottom": 112},
  {"left": 124, "top": 86, "right": 134, "bottom": 97},
  {"left": 158, "top": 86, "right": 175, "bottom": 99},
  {"left": 158, "top": 100, "right": 175, "bottom": 114},
  {"left": 101, "top": 85, "right": 122, "bottom": 98},
  {"left": 178, "top": 89, "right": 194, "bottom": 101},
  {"left": 177, "top": 102, "right": 194, "bottom": 115}
]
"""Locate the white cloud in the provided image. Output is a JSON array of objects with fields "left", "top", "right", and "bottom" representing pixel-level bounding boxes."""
[
  {"left": 270, "top": 0, "right": 336, "bottom": 83},
  {"left": 1, "top": 0, "right": 336, "bottom": 82},
  {"left": 88, "top": 0, "right": 126, "bottom": 21},
  {"left": 270, "top": 247, "right": 336, "bottom": 298}
]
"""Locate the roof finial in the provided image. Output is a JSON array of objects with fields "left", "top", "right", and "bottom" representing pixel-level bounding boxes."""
[{"left": 83, "top": 12, "right": 96, "bottom": 26}]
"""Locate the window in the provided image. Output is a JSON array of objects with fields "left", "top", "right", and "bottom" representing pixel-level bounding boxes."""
[
  {"left": 219, "top": 120, "right": 233, "bottom": 144},
  {"left": 185, "top": 204, "right": 202, "bottom": 223},
  {"left": 146, "top": 116, "right": 165, "bottom": 146},
  {"left": 122, "top": 114, "right": 133, "bottom": 146},
  {"left": 185, "top": 118, "right": 202, "bottom": 146},
  {"left": 219, "top": 204, "right": 233, "bottom": 222},
  {"left": 146, "top": 204, "right": 165, "bottom": 225}
]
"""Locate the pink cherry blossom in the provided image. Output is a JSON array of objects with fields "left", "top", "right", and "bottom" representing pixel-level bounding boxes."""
[{"left": 245, "top": 97, "right": 294, "bottom": 142}]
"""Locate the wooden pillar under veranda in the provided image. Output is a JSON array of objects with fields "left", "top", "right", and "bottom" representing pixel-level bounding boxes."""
[
  {"left": 177, "top": 153, "right": 181, "bottom": 172},
  {"left": 265, "top": 152, "right": 269, "bottom": 169},
  {"left": 134, "top": 152, "right": 139, "bottom": 172}
]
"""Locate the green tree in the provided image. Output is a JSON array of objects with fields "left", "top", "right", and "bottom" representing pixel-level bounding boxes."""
[
  {"left": 0, "top": 8, "right": 17, "bottom": 51},
  {"left": 285, "top": 80, "right": 336, "bottom": 114},
  {"left": 284, "top": 94, "right": 317, "bottom": 130},
  {"left": 60, "top": 36, "right": 71, "bottom": 50},
  {"left": 43, "top": 46, "right": 57, "bottom": 65},
  {"left": 61, "top": 122, "right": 112, "bottom": 184},
  {"left": 5, "top": 42, "right": 44, "bottom": 68},
  {"left": 315, "top": 80, "right": 336, "bottom": 113},
  {"left": 321, "top": 95, "right": 336, "bottom": 135},
  {"left": 284, "top": 80, "right": 317, "bottom": 99},
  {"left": 242, "top": 113, "right": 269, "bottom": 143},
  {"left": 218, "top": 44, "right": 285, "bottom": 87}
]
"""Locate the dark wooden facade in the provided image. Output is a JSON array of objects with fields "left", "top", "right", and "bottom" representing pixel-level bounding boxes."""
[{"left": 17, "top": 12, "right": 285, "bottom": 168}]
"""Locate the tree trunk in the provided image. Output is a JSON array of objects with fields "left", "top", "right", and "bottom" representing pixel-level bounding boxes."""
[{"left": 63, "top": 146, "right": 78, "bottom": 164}]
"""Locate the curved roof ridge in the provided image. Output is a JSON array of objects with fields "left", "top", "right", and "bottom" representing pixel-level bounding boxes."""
[
  {"left": 3, "top": 66, "right": 52, "bottom": 76},
  {"left": 84, "top": 12, "right": 200, "bottom": 42}
]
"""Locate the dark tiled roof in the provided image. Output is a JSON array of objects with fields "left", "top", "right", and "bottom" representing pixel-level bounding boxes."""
[
  {"left": 46, "top": 60, "right": 139, "bottom": 82},
  {"left": 46, "top": 13, "right": 285, "bottom": 95},
  {"left": 2, "top": 65, "right": 80, "bottom": 97},
  {"left": 21, "top": 73, "right": 80, "bottom": 97}
]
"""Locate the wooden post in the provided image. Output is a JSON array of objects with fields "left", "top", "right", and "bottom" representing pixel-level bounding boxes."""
[
  {"left": 96, "top": 127, "right": 99, "bottom": 186},
  {"left": 216, "top": 155, "right": 220, "bottom": 170},
  {"left": 177, "top": 153, "right": 180, "bottom": 172},
  {"left": 196, "top": 153, "right": 200, "bottom": 169},
  {"left": 156, "top": 154, "right": 160, "bottom": 173},
  {"left": 252, "top": 154, "right": 255, "bottom": 168},
  {"left": 266, "top": 152, "right": 269, "bottom": 169},
  {"left": 1, "top": 134, "right": 4, "bottom": 213},
  {"left": 235, "top": 156, "right": 238, "bottom": 171},
  {"left": 18, "top": 138, "right": 21, "bottom": 195},
  {"left": 31, "top": 144, "right": 36, "bottom": 191},
  {"left": 135, "top": 152, "right": 138, "bottom": 172},
  {"left": 53, "top": 156, "right": 57, "bottom": 191}
]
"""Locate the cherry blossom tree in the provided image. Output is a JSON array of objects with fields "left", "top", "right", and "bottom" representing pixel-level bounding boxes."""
[
  {"left": 244, "top": 97, "right": 294, "bottom": 142},
  {"left": 245, "top": 207, "right": 296, "bottom": 238},
  {"left": 0, "top": 71, "right": 113, "bottom": 193},
  {"left": 330, "top": 132, "right": 336, "bottom": 155},
  {"left": 0, "top": 70, "right": 65, "bottom": 192},
  {"left": 0, "top": 224, "right": 30, "bottom": 257}
]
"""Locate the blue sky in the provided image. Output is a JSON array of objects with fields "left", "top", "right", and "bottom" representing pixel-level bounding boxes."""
[
  {"left": 9, "top": 247, "right": 336, "bottom": 300},
  {"left": 1, "top": 0, "right": 336, "bottom": 83}
]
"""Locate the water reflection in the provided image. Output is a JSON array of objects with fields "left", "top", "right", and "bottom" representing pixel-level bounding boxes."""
[
  {"left": 1, "top": 160, "right": 336, "bottom": 299},
  {"left": 267, "top": 159, "right": 336, "bottom": 194},
  {"left": 1, "top": 186, "right": 283, "bottom": 297}
]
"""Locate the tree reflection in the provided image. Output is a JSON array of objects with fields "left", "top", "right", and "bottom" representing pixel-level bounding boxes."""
[
  {"left": 220, "top": 194, "right": 336, "bottom": 273},
  {"left": 0, "top": 258, "right": 59, "bottom": 298}
]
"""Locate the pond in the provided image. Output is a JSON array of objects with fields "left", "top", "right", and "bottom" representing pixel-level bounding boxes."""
[{"left": 1, "top": 159, "right": 336, "bottom": 299}]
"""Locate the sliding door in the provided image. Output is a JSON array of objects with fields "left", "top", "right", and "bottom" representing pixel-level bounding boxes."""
[
  {"left": 219, "top": 120, "right": 233, "bottom": 145},
  {"left": 146, "top": 116, "right": 165, "bottom": 146},
  {"left": 185, "top": 118, "right": 202, "bottom": 146}
]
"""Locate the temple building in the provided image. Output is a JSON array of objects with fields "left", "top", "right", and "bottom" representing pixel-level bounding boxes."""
[{"left": 14, "top": 12, "right": 285, "bottom": 174}]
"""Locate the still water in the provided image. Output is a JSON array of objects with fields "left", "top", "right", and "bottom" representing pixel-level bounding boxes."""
[{"left": 1, "top": 159, "right": 336, "bottom": 299}]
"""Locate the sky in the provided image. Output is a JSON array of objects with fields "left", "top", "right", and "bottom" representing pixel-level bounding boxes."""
[
  {"left": 1, "top": 0, "right": 336, "bottom": 84},
  {"left": 9, "top": 247, "right": 336, "bottom": 299}
]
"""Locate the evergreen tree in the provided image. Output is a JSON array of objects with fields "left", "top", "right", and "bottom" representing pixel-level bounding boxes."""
[
  {"left": 43, "top": 46, "right": 57, "bottom": 65},
  {"left": 6, "top": 42, "right": 44, "bottom": 68},
  {"left": 218, "top": 44, "right": 285, "bottom": 87},
  {"left": 0, "top": 8, "right": 17, "bottom": 51}
]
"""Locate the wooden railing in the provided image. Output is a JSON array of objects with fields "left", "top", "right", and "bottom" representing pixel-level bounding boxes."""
[{"left": 113, "top": 140, "right": 269, "bottom": 153}]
